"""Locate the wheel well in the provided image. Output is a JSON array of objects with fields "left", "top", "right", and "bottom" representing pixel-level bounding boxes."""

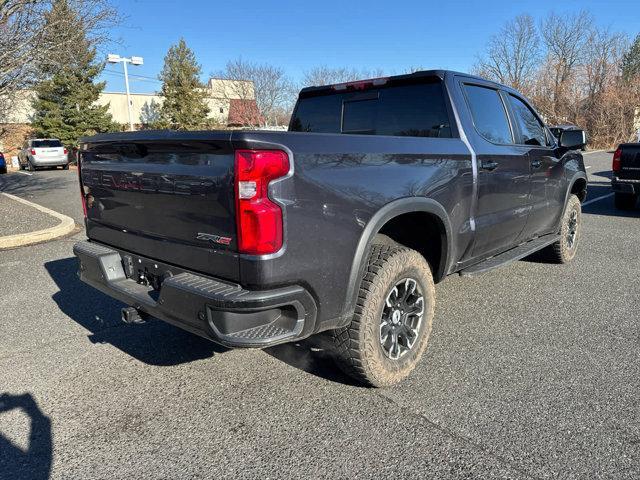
[
  {"left": 376, "top": 212, "right": 446, "bottom": 282},
  {"left": 571, "top": 178, "right": 587, "bottom": 202}
]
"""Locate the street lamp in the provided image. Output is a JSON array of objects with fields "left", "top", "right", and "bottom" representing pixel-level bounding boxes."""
[{"left": 107, "top": 53, "right": 144, "bottom": 131}]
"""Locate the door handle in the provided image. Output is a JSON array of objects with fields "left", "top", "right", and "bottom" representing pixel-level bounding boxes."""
[
  {"left": 481, "top": 160, "right": 499, "bottom": 171},
  {"left": 531, "top": 159, "right": 542, "bottom": 169}
]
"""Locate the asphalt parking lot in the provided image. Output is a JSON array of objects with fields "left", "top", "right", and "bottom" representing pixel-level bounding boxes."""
[{"left": 0, "top": 151, "right": 638, "bottom": 479}]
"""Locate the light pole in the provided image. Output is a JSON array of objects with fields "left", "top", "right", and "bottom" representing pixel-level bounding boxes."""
[{"left": 107, "top": 54, "right": 144, "bottom": 131}]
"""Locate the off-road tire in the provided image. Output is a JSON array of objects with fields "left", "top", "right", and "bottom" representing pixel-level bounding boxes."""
[
  {"left": 614, "top": 192, "right": 637, "bottom": 210},
  {"left": 542, "top": 194, "right": 581, "bottom": 263},
  {"left": 331, "top": 244, "right": 435, "bottom": 387}
]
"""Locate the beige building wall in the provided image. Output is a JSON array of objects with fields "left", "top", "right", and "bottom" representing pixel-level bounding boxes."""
[{"left": 4, "top": 78, "right": 256, "bottom": 127}]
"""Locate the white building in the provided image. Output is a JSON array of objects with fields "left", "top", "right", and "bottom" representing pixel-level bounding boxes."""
[{"left": 2, "top": 78, "right": 258, "bottom": 127}]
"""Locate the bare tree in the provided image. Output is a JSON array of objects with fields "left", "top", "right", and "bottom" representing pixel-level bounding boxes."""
[
  {"left": 301, "top": 66, "right": 385, "bottom": 87},
  {"left": 216, "top": 58, "right": 295, "bottom": 127},
  {"left": 539, "top": 10, "right": 594, "bottom": 119},
  {"left": 0, "top": 0, "right": 116, "bottom": 122},
  {"left": 473, "top": 14, "right": 539, "bottom": 93}
]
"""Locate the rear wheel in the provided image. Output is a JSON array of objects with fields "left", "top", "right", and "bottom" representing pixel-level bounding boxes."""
[
  {"left": 63, "top": 164, "right": 69, "bottom": 170},
  {"left": 542, "top": 194, "right": 581, "bottom": 263},
  {"left": 331, "top": 244, "right": 435, "bottom": 387},
  {"left": 614, "top": 192, "right": 637, "bottom": 210}
]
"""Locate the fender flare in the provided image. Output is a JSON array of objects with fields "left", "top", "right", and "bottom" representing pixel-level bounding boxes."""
[
  {"left": 565, "top": 171, "right": 588, "bottom": 206},
  {"left": 342, "top": 197, "right": 453, "bottom": 319},
  {"left": 553, "top": 171, "right": 588, "bottom": 231}
]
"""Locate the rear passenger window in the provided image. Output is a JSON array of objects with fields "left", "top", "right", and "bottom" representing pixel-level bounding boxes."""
[
  {"left": 463, "top": 85, "right": 513, "bottom": 144},
  {"left": 508, "top": 95, "right": 550, "bottom": 147}
]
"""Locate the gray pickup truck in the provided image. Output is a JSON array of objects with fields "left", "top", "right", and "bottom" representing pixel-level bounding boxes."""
[{"left": 73, "top": 70, "right": 588, "bottom": 386}]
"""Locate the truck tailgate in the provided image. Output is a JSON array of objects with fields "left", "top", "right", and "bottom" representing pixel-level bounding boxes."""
[
  {"left": 80, "top": 132, "right": 240, "bottom": 281},
  {"left": 619, "top": 143, "right": 640, "bottom": 180}
]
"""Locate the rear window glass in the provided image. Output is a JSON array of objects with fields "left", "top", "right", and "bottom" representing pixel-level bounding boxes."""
[
  {"left": 463, "top": 85, "right": 513, "bottom": 144},
  {"left": 32, "top": 140, "right": 62, "bottom": 148},
  {"left": 290, "top": 81, "right": 452, "bottom": 138}
]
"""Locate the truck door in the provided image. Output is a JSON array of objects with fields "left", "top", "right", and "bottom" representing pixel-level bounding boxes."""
[
  {"left": 504, "top": 93, "right": 564, "bottom": 239},
  {"left": 460, "top": 82, "right": 532, "bottom": 259}
]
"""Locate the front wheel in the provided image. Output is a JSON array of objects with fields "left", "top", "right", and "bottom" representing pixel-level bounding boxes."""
[
  {"left": 542, "top": 194, "right": 581, "bottom": 263},
  {"left": 614, "top": 192, "right": 637, "bottom": 210},
  {"left": 331, "top": 244, "right": 435, "bottom": 387}
]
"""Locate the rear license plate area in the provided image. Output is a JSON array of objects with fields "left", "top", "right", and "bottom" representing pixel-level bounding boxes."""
[{"left": 122, "top": 254, "right": 174, "bottom": 292}]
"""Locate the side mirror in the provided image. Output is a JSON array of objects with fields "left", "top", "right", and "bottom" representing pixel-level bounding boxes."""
[{"left": 560, "top": 129, "right": 587, "bottom": 150}]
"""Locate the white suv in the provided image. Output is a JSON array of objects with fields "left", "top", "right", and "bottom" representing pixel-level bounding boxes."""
[{"left": 19, "top": 139, "right": 69, "bottom": 171}]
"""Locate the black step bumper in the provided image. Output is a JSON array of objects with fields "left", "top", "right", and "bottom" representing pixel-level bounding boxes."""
[
  {"left": 612, "top": 178, "right": 640, "bottom": 194},
  {"left": 73, "top": 241, "right": 317, "bottom": 348}
]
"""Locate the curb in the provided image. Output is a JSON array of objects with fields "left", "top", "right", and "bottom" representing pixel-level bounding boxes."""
[{"left": 0, "top": 192, "right": 77, "bottom": 249}]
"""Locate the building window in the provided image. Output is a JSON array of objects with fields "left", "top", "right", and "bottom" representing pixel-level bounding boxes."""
[{"left": 220, "top": 107, "right": 224, "bottom": 114}]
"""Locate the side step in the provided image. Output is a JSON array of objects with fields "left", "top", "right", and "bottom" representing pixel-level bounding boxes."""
[{"left": 459, "top": 234, "right": 560, "bottom": 277}]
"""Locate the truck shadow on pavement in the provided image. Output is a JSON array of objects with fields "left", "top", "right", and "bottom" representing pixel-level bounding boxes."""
[
  {"left": 265, "top": 338, "right": 362, "bottom": 387},
  {"left": 44, "top": 257, "right": 227, "bottom": 366},
  {"left": 0, "top": 393, "right": 52, "bottom": 480},
  {"left": 44, "top": 257, "right": 360, "bottom": 385}
]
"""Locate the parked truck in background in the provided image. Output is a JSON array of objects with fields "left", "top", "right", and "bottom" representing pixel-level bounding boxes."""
[
  {"left": 73, "top": 70, "right": 588, "bottom": 387},
  {"left": 612, "top": 143, "right": 640, "bottom": 210}
]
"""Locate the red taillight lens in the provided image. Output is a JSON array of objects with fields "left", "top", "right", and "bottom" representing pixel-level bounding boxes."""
[
  {"left": 612, "top": 147, "right": 622, "bottom": 173},
  {"left": 63, "top": 148, "right": 68, "bottom": 155},
  {"left": 30, "top": 149, "right": 36, "bottom": 155},
  {"left": 235, "top": 149, "right": 289, "bottom": 254}
]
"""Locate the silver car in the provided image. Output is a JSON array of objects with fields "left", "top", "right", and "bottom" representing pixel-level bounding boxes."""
[{"left": 19, "top": 138, "right": 69, "bottom": 171}]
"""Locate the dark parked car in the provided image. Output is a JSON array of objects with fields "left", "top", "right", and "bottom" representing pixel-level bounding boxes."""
[
  {"left": 612, "top": 143, "right": 640, "bottom": 209},
  {"left": 73, "top": 70, "right": 588, "bottom": 386},
  {"left": 550, "top": 124, "right": 587, "bottom": 151},
  {"left": 0, "top": 152, "right": 6, "bottom": 174}
]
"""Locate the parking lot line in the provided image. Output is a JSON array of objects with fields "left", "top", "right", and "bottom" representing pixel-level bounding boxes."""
[
  {"left": 17, "top": 171, "right": 33, "bottom": 176},
  {"left": 582, "top": 192, "right": 614, "bottom": 206},
  {"left": 582, "top": 149, "right": 608, "bottom": 155}
]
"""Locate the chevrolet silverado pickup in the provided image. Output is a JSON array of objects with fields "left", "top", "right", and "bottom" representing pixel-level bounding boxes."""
[
  {"left": 612, "top": 143, "right": 640, "bottom": 209},
  {"left": 73, "top": 70, "right": 588, "bottom": 387}
]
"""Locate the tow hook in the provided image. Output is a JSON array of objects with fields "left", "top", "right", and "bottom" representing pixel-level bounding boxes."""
[{"left": 121, "top": 306, "right": 148, "bottom": 325}]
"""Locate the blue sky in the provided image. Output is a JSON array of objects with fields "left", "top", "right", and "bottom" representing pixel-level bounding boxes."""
[{"left": 100, "top": 0, "right": 640, "bottom": 94}]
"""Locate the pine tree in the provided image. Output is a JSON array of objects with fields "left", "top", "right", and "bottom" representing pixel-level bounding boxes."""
[
  {"left": 622, "top": 34, "right": 640, "bottom": 82},
  {"left": 31, "top": 0, "right": 117, "bottom": 146},
  {"left": 156, "top": 39, "right": 210, "bottom": 130}
]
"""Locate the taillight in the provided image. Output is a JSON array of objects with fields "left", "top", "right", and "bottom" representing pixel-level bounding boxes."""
[
  {"left": 612, "top": 147, "right": 622, "bottom": 173},
  {"left": 30, "top": 149, "right": 36, "bottom": 155},
  {"left": 63, "top": 148, "right": 68, "bottom": 154},
  {"left": 235, "top": 149, "right": 289, "bottom": 254}
]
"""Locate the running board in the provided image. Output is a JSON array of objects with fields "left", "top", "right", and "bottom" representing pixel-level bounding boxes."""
[{"left": 459, "top": 235, "right": 560, "bottom": 277}]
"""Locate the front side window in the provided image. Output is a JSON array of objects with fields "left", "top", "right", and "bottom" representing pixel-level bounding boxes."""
[
  {"left": 463, "top": 85, "right": 513, "bottom": 144},
  {"left": 508, "top": 95, "right": 550, "bottom": 147}
]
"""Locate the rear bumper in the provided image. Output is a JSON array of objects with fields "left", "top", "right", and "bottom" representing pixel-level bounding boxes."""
[
  {"left": 31, "top": 155, "right": 68, "bottom": 166},
  {"left": 73, "top": 240, "right": 317, "bottom": 348},
  {"left": 612, "top": 178, "right": 640, "bottom": 195}
]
